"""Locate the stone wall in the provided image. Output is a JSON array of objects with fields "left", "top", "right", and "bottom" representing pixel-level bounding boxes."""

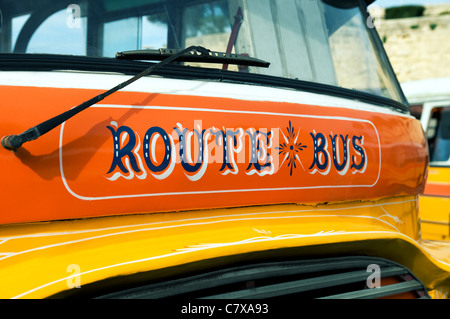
[{"left": 370, "top": 4, "right": 450, "bottom": 83}]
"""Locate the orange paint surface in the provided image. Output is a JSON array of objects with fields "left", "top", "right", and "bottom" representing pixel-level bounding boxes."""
[
  {"left": 424, "top": 182, "right": 450, "bottom": 197},
  {"left": 0, "top": 86, "right": 428, "bottom": 224}
]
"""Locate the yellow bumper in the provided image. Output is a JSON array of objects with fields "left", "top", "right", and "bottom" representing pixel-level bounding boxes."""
[{"left": 0, "top": 195, "right": 449, "bottom": 299}]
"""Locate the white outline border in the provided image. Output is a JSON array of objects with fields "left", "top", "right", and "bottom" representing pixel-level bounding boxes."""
[{"left": 59, "top": 104, "right": 382, "bottom": 201}]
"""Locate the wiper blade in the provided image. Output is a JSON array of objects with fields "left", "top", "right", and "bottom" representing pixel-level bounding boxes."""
[
  {"left": 1, "top": 46, "right": 230, "bottom": 151},
  {"left": 116, "top": 48, "right": 270, "bottom": 68}
]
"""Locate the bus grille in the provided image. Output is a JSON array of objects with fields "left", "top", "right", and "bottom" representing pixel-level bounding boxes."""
[{"left": 97, "top": 256, "right": 430, "bottom": 299}]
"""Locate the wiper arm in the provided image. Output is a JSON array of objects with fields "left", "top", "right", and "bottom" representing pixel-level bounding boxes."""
[
  {"left": 2, "top": 46, "right": 252, "bottom": 151},
  {"left": 116, "top": 48, "right": 270, "bottom": 68}
]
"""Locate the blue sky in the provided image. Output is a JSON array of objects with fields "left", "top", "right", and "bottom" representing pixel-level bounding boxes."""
[{"left": 374, "top": 0, "right": 450, "bottom": 7}]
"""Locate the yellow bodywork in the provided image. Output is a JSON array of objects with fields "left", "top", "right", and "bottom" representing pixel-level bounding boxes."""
[
  {"left": 420, "top": 167, "right": 450, "bottom": 241},
  {"left": 1, "top": 195, "right": 450, "bottom": 299}
]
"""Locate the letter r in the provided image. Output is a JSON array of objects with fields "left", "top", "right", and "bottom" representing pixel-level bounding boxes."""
[{"left": 107, "top": 125, "right": 141, "bottom": 174}]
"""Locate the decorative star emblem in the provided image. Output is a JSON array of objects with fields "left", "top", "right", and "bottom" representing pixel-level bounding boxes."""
[{"left": 276, "top": 121, "right": 307, "bottom": 176}]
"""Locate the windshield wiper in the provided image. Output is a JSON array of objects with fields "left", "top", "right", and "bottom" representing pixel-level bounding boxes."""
[
  {"left": 1, "top": 46, "right": 269, "bottom": 151},
  {"left": 116, "top": 48, "right": 270, "bottom": 68}
]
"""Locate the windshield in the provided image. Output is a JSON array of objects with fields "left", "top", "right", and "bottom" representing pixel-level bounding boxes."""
[
  {"left": 0, "top": 0, "right": 406, "bottom": 104},
  {"left": 426, "top": 106, "right": 450, "bottom": 166}
]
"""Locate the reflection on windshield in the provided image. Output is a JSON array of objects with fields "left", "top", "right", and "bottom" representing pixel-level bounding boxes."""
[
  {"left": 30, "top": 9, "right": 86, "bottom": 55},
  {"left": 12, "top": 14, "right": 30, "bottom": 50},
  {"left": 325, "top": 3, "right": 402, "bottom": 101},
  {"left": 0, "top": 0, "right": 405, "bottom": 105}
]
